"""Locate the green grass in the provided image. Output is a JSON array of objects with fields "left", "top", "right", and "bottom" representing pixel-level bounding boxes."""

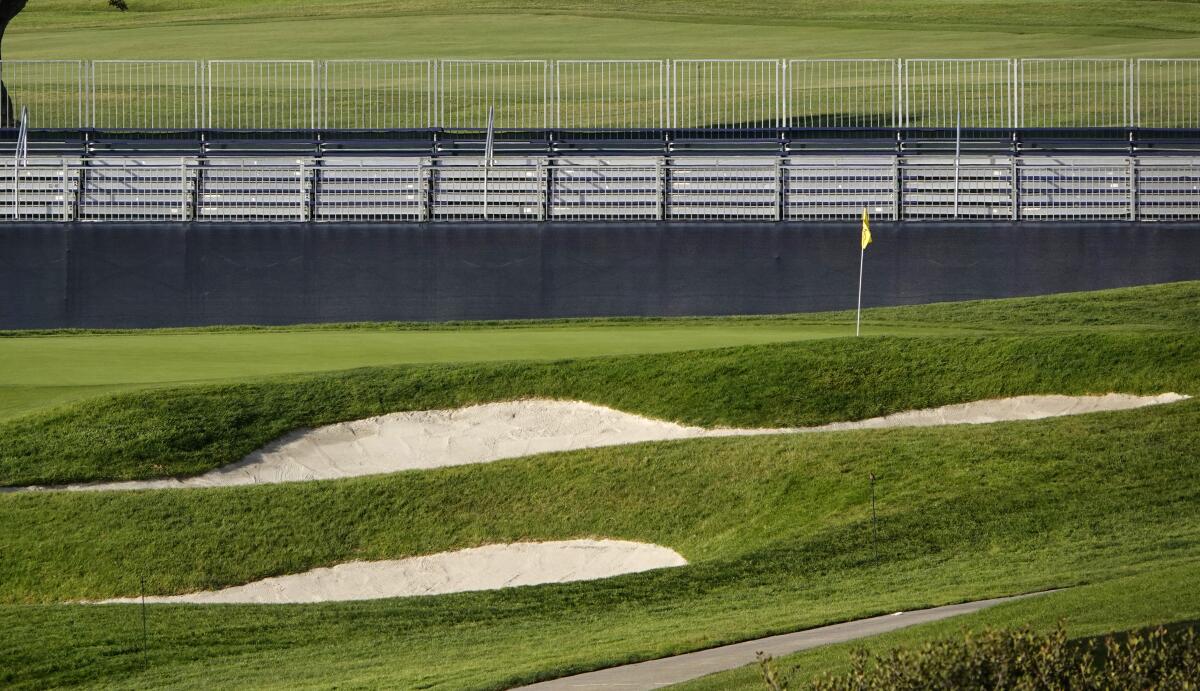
[
  {"left": 2, "top": 398, "right": 1198, "bottom": 687},
  {"left": 2, "top": 330, "right": 1198, "bottom": 487},
  {"left": 2, "top": 281, "right": 1195, "bottom": 423},
  {"left": 1, "top": 321, "right": 953, "bottom": 422},
  {"left": 1, "top": 283, "right": 1198, "bottom": 689},
  {"left": 9, "top": 1, "right": 1200, "bottom": 60}
]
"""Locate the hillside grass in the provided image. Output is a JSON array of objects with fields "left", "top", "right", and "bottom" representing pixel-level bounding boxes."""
[
  {"left": 1, "top": 397, "right": 1198, "bottom": 687},
  {"left": 1, "top": 281, "right": 1195, "bottom": 424},
  {"left": 1, "top": 283, "right": 1198, "bottom": 688},
  {"left": 7, "top": 1, "right": 1200, "bottom": 60},
  {"left": 2, "top": 330, "right": 1198, "bottom": 487},
  {"left": 0, "top": 322, "right": 967, "bottom": 423}
]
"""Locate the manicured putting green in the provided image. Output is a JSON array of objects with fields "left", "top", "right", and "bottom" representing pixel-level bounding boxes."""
[{"left": 0, "top": 322, "right": 969, "bottom": 421}]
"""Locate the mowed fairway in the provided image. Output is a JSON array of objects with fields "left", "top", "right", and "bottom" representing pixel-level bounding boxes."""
[
  {"left": 0, "top": 320, "right": 972, "bottom": 421},
  {"left": 1, "top": 283, "right": 1199, "bottom": 689},
  {"left": 7, "top": 0, "right": 1200, "bottom": 59}
]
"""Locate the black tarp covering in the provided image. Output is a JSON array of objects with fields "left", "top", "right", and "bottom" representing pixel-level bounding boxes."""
[{"left": 1, "top": 221, "right": 1197, "bottom": 329}]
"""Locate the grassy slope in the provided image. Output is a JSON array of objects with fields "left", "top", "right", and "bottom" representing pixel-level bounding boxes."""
[
  {"left": 0, "top": 322, "right": 966, "bottom": 423},
  {"left": 1, "top": 398, "right": 1198, "bottom": 687},
  {"left": 1, "top": 280, "right": 1194, "bottom": 425},
  {"left": 2, "top": 330, "right": 1198, "bottom": 486},
  {"left": 7, "top": 1, "right": 1200, "bottom": 59},
  {"left": 1, "top": 285, "right": 1198, "bottom": 687}
]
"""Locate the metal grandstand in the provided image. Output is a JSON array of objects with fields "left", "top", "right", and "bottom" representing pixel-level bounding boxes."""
[{"left": 3, "top": 57, "right": 1200, "bottom": 222}]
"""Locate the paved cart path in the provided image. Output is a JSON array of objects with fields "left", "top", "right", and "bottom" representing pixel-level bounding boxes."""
[{"left": 513, "top": 592, "right": 1050, "bottom": 690}]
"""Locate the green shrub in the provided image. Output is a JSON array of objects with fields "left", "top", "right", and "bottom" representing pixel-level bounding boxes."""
[{"left": 759, "top": 625, "right": 1200, "bottom": 690}]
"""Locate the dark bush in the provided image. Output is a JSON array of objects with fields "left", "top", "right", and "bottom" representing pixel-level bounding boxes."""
[{"left": 758, "top": 624, "right": 1200, "bottom": 690}]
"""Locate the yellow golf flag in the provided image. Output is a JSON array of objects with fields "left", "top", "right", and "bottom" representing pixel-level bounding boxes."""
[{"left": 861, "top": 208, "right": 872, "bottom": 250}]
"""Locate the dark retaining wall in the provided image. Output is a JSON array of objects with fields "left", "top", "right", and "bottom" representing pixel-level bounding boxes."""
[{"left": 1, "top": 221, "right": 1197, "bottom": 329}]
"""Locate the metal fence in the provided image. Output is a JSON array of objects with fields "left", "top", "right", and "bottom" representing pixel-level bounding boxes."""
[
  {"left": 2, "top": 59, "right": 1200, "bottom": 131},
  {"left": 4, "top": 155, "right": 1198, "bottom": 222}
]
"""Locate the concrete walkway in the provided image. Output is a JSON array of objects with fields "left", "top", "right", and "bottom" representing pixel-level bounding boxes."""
[{"left": 514, "top": 592, "right": 1046, "bottom": 690}]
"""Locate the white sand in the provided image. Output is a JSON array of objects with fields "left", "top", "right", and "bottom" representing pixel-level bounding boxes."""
[
  {"left": 99, "top": 539, "right": 687, "bottom": 604},
  {"left": 16, "top": 392, "right": 1188, "bottom": 493}
]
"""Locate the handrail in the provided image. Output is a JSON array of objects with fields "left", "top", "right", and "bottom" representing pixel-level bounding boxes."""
[{"left": 14, "top": 105, "right": 28, "bottom": 168}]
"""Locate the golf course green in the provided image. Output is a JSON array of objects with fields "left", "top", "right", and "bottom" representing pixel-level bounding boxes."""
[{"left": 1, "top": 282, "right": 1198, "bottom": 688}]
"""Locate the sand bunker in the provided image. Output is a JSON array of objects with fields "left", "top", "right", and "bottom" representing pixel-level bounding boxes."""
[
  {"left": 18, "top": 392, "right": 1188, "bottom": 492},
  {"left": 100, "top": 539, "right": 686, "bottom": 604}
]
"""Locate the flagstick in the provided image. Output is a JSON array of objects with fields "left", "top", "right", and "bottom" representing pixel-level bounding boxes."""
[{"left": 856, "top": 243, "right": 865, "bottom": 337}]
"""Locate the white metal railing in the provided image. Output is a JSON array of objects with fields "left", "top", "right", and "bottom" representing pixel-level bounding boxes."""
[
  {"left": 670, "top": 60, "right": 781, "bottom": 133},
  {"left": 90, "top": 60, "right": 201, "bottom": 130},
  {"left": 786, "top": 59, "right": 899, "bottom": 129},
  {"left": 904, "top": 59, "right": 1014, "bottom": 128},
  {"left": 1, "top": 59, "right": 1196, "bottom": 131},
  {"left": 322, "top": 60, "right": 434, "bottom": 130},
  {"left": 3, "top": 157, "right": 1197, "bottom": 222},
  {"left": 14, "top": 105, "right": 28, "bottom": 167}
]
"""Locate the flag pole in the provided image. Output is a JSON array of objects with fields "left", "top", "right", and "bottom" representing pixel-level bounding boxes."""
[
  {"left": 856, "top": 241, "right": 865, "bottom": 337},
  {"left": 857, "top": 207, "right": 869, "bottom": 337}
]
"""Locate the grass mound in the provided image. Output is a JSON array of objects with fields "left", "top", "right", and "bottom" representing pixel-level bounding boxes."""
[
  {"left": 2, "top": 398, "right": 1198, "bottom": 687},
  {"left": 1, "top": 284, "right": 1198, "bottom": 689},
  {"left": 2, "top": 331, "right": 1198, "bottom": 486}
]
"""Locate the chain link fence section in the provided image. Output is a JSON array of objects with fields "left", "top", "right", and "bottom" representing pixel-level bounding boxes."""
[
  {"left": 554, "top": 61, "right": 666, "bottom": 132},
  {"left": 206, "top": 61, "right": 316, "bottom": 130},
  {"left": 0, "top": 60, "right": 84, "bottom": 128},
  {"left": 322, "top": 60, "right": 434, "bottom": 130},
  {"left": 90, "top": 61, "right": 201, "bottom": 130},
  {"left": 670, "top": 60, "right": 780, "bottom": 135},
  {"left": 786, "top": 60, "right": 899, "bottom": 129},
  {"left": 1136, "top": 60, "right": 1200, "bottom": 129},
  {"left": 1019, "top": 59, "right": 1131, "bottom": 128},
  {"left": 438, "top": 61, "right": 549, "bottom": 130},
  {"left": 903, "top": 59, "right": 1014, "bottom": 128}
]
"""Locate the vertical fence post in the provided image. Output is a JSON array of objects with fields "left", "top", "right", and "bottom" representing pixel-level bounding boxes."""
[
  {"left": 892, "top": 156, "right": 902, "bottom": 221},
  {"left": 299, "top": 163, "right": 309, "bottom": 222},
  {"left": 426, "top": 162, "right": 437, "bottom": 221},
  {"left": 540, "top": 161, "right": 551, "bottom": 222},
  {"left": 61, "top": 161, "right": 70, "bottom": 221},
  {"left": 1129, "top": 156, "right": 1138, "bottom": 221},
  {"left": 774, "top": 159, "right": 784, "bottom": 222},
  {"left": 180, "top": 163, "right": 190, "bottom": 221},
  {"left": 953, "top": 110, "right": 961, "bottom": 218},
  {"left": 1010, "top": 156, "right": 1020, "bottom": 221},
  {"left": 417, "top": 163, "right": 428, "bottom": 222},
  {"left": 1129, "top": 59, "right": 1136, "bottom": 130},
  {"left": 656, "top": 159, "right": 667, "bottom": 221}
]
